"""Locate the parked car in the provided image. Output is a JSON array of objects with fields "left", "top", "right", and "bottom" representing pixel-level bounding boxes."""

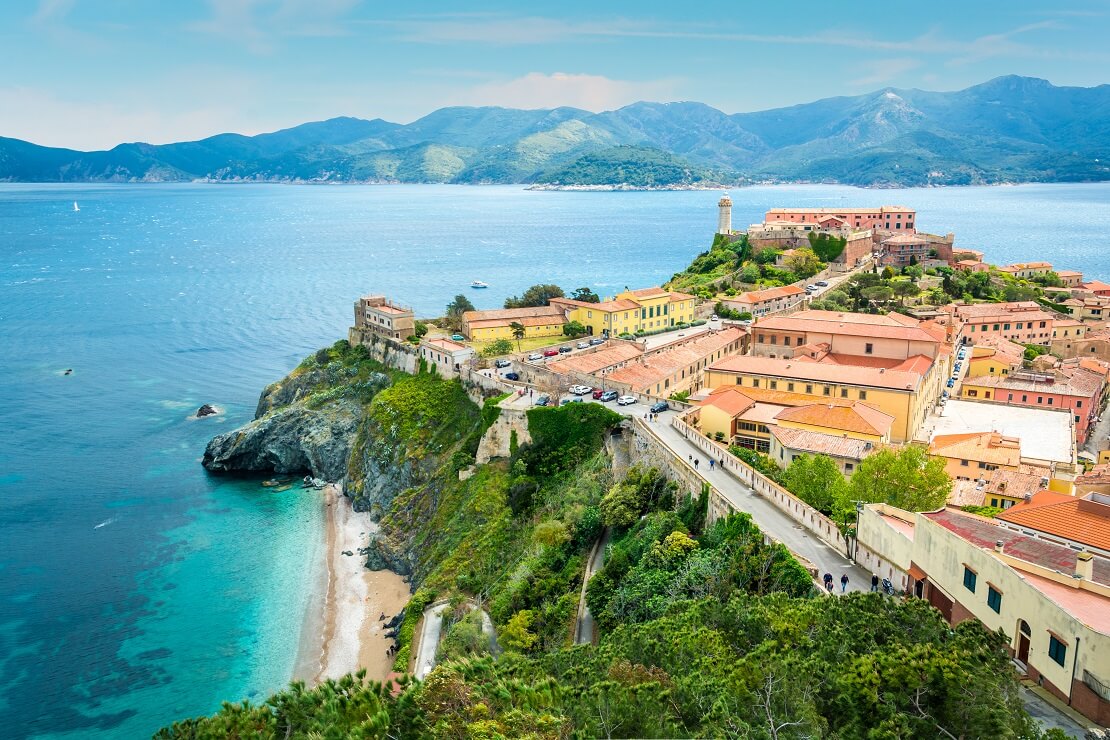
[
  {"left": 592, "top": 388, "right": 605, "bottom": 399},
  {"left": 494, "top": 359, "right": 512, "bottom": 368},
  {"left": 816, "top": 280, "right": 829, "bottom": 287},
  {"left": 543, "top": 348, "right": 559, "bottom": 357},
  {"left": 599, "top": 390, "right": 619, "bottom": 402},
  {"left": 946, "top": 379, "right": 955, "bottom": 388},
  {"left": 617, "top": 395, "right": 637, "bottom": 406},
  {"left": 560, "top": 397, "right": 583, "bottom": 405},
  {"left": 504, "top": 372, "right": 520, "bottom": 381},
  {"left": 710, "top": 314, "right": 719, "bottom": 321},
  {"left": 534, "top": 395, "right": 550, "bottom": 407},
  {"left": 805, "top": 284, "right": 818, "bottom": 292},
  {"left": 589, "top": 337, "right": 606, "bottom": 346},
  {"left": 451, "top": 334, "right": 466, "bottom": 341},
  {"left": 558, "top": 345, "right": 572, "bottom": 353},
  {"left": 941, "top": 390, "right": 949, "bottom": 399},
  {"left": 527, "top": 353, "right": 543, "bottom": 361},
  {"left": 569, "top": 384, "right": 592, "bottom": 395},
  {"left": 650, "top": 401, "right": 669, "bottom": 413},
  {"left": 738, "top": 319, "right": 753, "bottom": 326},
  {"left": 576, "top": 341, "right": 590, "bottom": 349}
]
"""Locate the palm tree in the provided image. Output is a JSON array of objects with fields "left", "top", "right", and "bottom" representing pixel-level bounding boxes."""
[{"left": 510, "top": 322, "right": 526, "bottom": 352}]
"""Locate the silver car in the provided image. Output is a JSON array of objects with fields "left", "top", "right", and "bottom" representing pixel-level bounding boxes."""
[{"left": 617, "top": 395, "right": 637, "bottom": 406}]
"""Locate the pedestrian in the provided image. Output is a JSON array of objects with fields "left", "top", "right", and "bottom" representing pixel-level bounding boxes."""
[
  {"left": 822, "top": 573, "right": 833, "bottom": 591},
  {"left": 840, "top": 573, "right": 849, "bottom": 593},
  {"left": 689, "top": 454, "right": 693, "bottom": 462},
  {"left": 871, "top": 574, "right": 879, "bottom": 592},
  {"left": 694, "top": 458, "right": 699, "bottom": 469},
  {"left": 709, "top": 459, "right": 715, "bottom": 470}
]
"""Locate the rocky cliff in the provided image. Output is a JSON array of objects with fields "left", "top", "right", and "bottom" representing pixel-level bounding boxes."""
[{"left": 202, "top": 341, "right": 486, "bottom": 536}]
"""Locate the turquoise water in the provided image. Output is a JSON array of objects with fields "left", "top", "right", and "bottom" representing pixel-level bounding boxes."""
[{"left": 1, "top": 182, "right": 1108, "bottom": 738}]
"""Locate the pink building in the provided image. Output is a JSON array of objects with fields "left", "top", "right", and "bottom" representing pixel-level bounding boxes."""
[
  {"left": 764, "top": 206, "right": 916, "bottom": 233},
  {"left": 960, "top": 367, "right": 1105, "bottom": 444},
  {"left": 1080, "top": 280, "right": 1110, "bottom": 297},
  {"left": 943, "top": 302, "right": 1056, "bottom": 346}
]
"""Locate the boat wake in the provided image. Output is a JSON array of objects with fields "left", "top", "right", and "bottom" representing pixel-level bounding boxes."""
[{"left": 94, "top": 518, "right": 115, "bottom": 529}]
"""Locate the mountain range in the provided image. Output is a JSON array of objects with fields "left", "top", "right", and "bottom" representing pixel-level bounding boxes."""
[{"left": 2, "top": 76, "right": 1108, "bottom": 187}]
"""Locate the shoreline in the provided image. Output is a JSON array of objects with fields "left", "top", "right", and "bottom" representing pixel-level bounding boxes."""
[{"left": 293, "top": 484, "right": 410, "bottom": 686}]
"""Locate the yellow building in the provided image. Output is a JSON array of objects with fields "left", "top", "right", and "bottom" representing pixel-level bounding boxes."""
[
  {"left": 928, "top": 431, "right": 1022, "bottom": 480},
  {"left": 704, "top": 354, "right": 942, "bottom": 443},
  {"left": 549, "top": 286, "right": 696, "bottom": 337},
  {"left": 462, "top": 305, "right": 566, "bottom": 341},
  {"left": 966, "top": 337, "right": 1024, "bottom": 379}
]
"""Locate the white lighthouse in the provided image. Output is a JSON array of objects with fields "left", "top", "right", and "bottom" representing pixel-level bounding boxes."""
[{"left": 717, "top": 193, "right": 733, "bottom": 235}]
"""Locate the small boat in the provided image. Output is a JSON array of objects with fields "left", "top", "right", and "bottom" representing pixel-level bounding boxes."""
[
  {"left": 73, "top": 201, "right": 80, "bottom": 212},
  {"left": 470, "top": 281, "right": 488, "bottom": 289}
]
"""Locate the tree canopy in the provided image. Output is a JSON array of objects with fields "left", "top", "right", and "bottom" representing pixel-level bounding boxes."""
[
  {"left": 570, "top": 287, "right": 600, "bottom": 303},
  {"left": 849, "top": 446, "right": 952, "bottom": 512},
  {"left": 505, "top": 284, "right": 565, "bottom": 308}
]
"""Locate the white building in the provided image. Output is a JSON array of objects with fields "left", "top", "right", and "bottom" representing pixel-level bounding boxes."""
[{"left": 419, "top": 337, "right": 476, "bottom": 378}]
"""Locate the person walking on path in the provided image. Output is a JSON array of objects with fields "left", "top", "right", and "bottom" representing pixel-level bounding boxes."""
[
  {"left": 823, "top": 573, "right": 834, "bottom": 592},
  {"left": 694, "top": 458, "right": 699, "bottom": 469},
  {"left": 840, "top": 573, "right": 849, "bottom": 593},
  {"left": 709, "top": 459, "right": 715, "bottom": 470},
  {"left": 871, "top": 574, "right": 879, "bottom": 592}
]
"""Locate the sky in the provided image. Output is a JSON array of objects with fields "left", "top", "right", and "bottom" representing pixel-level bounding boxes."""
[{"left": 2, "top": 0, "right": 1108, "bottom": 150}]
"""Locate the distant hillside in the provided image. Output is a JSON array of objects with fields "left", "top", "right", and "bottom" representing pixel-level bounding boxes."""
[{"left": 2, "top": 76, "right": 1108, "bottom": 187}]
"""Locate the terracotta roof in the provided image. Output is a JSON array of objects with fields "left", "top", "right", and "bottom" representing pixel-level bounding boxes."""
[
  {"left": 754, "top": 310, "right": 942, "bottom": 343},
  {"left": 774, "top": 401, "right": 894, "bottom": 436},
  {"left": 765, "top": 206, "right": 911, "bottom": 214},
  {"left": 797, "top": 352, "right": 935, "bottom": 376},
  {"left": 962, "top": 367, "right": 1104, "bottom": 397},
  {"left": 1001, "top": 489, "right": 1074, "bottom": 512},
  {"left": 623, "top": 286, "right": 669, "bottom": 299},
  {"left": 1077, "top": 464, "right": 1110, "bottom": 488},
  {"left": 421, "top": 337, "right": 470, "bottom": 353},
  {"left": 466, "top": 315, "right": 565, "bottom": 330},
  {"left": 770, "top": 426, "right": 879, "bottom": 460},
  {"left": 948, "top": 469, "right": 1046, "bottom": 507},
  {"left": 956, "top": 259, "right": 986, "bottom": 267},
  {"left": 549, "top": 296, "right": 641, "bottom": 312},
  {"left": 709, "top": 354, "right": 928, "bottom": 392},
  {"left": 945, "top": 301, "right": 1055, "bottom": 323},
  {"left": 729, "top": 285, "right": 805, "bottom": 304},
  {"left": 699, "top": 387, "right": 756, "bottom": 416},
  {"left": 1081, "top": 281, "right": 1110, "bottom": 291},
  {"left": 882, "top": 233, "right": 928, "bottom": 245},
  {"left": 604, "top": 328, "right": 745, "bottom": 392},
  {"left": 463, "top": 305, "right": 565, "bottom": 323},
  {"left": 705, "top": 384, "right": 852, "bottom": 408},
  {"left": 926, "top": 508, "right": 1110, "bottom": 586},
  {"left": 739, "top": 402, "right": 786, "bottom": 425},
  {"left": 929, "top": 431, "right": 1023, "bottom": 467},
  {"left": 546, "top": 342, "right": 643, "bottom": 376},
  {"left": 1056, "top": 270, "right": 1083, "bottom": 277},
  {"left": 997, "top": 491, "right": 1110, "bottom": 553}
]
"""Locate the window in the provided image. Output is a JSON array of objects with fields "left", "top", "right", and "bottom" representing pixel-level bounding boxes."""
[
  {"left": 1048, "top": 635, "right": 1067, "bottom": 667},
  {"left": 865, "top": 343, "right": 874, "bottom": 354},
  {"left": 840, "top": 388, "right": 848, "bottom": 398},
  {"left": 987, "top": 586, "right": 1002, "bottom": 613},
  {"left": 963, "top": 567, "right": 977, "bottom": 593},
  {"left": 752, "top": 379, "right": 760, "bottom": 388},
  {"left": 845, "top": 463, "right": 854, "bottom": 472},
  {"left": 769, "top": 380, "right": 778, "bottom": 390},
  {"left": 1004, "top": 323, "right": 1010, "bottom": 330},
  {"left": 587, "top": 311, "right": 592, "bottom": 318},
  {"left": 1021, "top": 395, "right": 1027, "bottom": 402},
  {"left": 806, "top": 384, "right": 814, "bottom": 394},
  {"left": 823, "top": 386, "right": 831, "bottom": 396},
  {"left": 1076, "top": 400, "right": 1082, "bottom": 408},
  {"left": 859, "top": 391, "right": 867, "bottom": 400},
  {"left": 960, "top": 459, "right": 969, "bottom": 467},
  {"left": 758, "top": 334, "right": 765, "bottom": 343},
  {"left": 787, "top": 383, "right": 795, "bottom": 392}
]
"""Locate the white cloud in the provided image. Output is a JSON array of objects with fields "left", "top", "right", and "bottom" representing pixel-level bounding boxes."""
[
  {"left": 186, "top": 0, "right": 358, "bottom": 53},
  {"left": 849, "top": 58, "right": 923, "bottom": 88},
  {"left": 449, "top": 72, "right": 681, "bottom": 112}
]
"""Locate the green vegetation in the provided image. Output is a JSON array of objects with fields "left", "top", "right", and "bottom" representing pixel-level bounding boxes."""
[
  {"left": 562, "top": 320, "right": 586, "bottom": 338},
  {"left": 480, "top": 338, "right": 513, "bottom": 357},
  {"left": 444, "top": 294, "right": 475, "bottom": 332},
  {"left": 504, "top": 283, "right": 564, "bottom": 309},
  {"left": 1024, "top": 343, "right": 1051, "bottom": 362},
  {"left": 667, "top": 233, "right": 828, "bottom": 298},
  {"left": 807, "top": 231, "right": 847, "bottom": 261},
  {"left": 294, "top": 339, "right": 399, "bottom": 409},
  {"left": 569, "top": 287, "right": 600, "bottom": 303},
  {"left": 962, "top": 504, "right": 1005, "bottom": 518},
  {"left": 849, "top": 446, "right": 952, "bottom": 512},
  {"left": 538, "top": 145, "right": 722, "bottom": 187}
]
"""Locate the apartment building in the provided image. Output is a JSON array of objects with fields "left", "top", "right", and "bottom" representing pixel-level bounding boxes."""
[
  {"left": 942, "top": 302, "right": 1056, "bottom": 345},
  {"left": 720, "top": 285, "right": 806, "bottom": 318},
  {"left": 704, "top": 354, "right": 941, "bottom": 443},
  {"left": 856, "top": 504, "right": 1110, "bottom": 726},
  {"left": 750, "top": 310, "right": 946, "bottom": 362},
  {"left": 353, "top": 295, "right": 416, "bottom": 340},
  {"left": 965, "top": 336, "right": 1024, "bottom": 379},
  {"left": 418, "top": 337, "right": 476, "bottom": 378},
  {"left": 959, "top": 366, "right": 1105, "bottom": 444},
  {"left": 461, "top": 305, "right": 566, "bottom": 341},
  {"left": 763, "top": 206, "right": 916, "bottom": 233},
  {"left": 549, "top": 286, "right": 696, "bottom": 337},
  {"left": 998, "top": 262, "right": 1054, "bottom": 279}
]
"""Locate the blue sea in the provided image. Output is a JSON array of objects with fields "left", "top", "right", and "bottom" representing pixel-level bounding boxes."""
[{"left": 1, "top": 182, "right": 1108, "bottom": 738}]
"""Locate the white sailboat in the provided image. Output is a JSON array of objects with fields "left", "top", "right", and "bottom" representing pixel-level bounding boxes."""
[{"left": 73, "top": 201, "right": 80, "bottom": 212}]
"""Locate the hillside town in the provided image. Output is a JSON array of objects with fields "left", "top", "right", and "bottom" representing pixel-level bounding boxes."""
[{"left": 349, "top": 200, "right": 1110, "bottom": 731}]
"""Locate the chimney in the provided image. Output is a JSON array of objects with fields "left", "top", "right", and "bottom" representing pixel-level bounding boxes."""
[
  {"left": 1075, "top": 551, "right": 1094, "bottom": 580},
  {"left": 994, "top": 540, "right": 1005, "bottom": 554}
]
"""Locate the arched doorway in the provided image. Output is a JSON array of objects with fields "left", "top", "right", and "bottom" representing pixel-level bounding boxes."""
[{"left": 1016, "top": 620, "right": 1031, "bottom": 665}]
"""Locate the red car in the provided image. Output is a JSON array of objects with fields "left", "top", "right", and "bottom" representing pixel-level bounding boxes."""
[
  {"left": 542, "top": 348, "right": 559, "bottom": 357},
  {"left": 592, "top": 388, "right": 604, "bottom": 399}
]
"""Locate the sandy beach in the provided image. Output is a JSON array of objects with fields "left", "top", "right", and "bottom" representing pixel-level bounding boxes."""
[{"left": 295, "top": 484, "right": 410, "bottom": 685}]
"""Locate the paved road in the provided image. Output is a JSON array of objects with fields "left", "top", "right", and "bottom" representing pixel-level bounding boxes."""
[
  {"left": 413, "top": 601, "right": 450, "bottom": 680},
  {"left": 575, "top": 526, "right": 612, "bottom": 644},
  {"left": 645, "top": 416, "right": 874, "bottom": 593},
  {"left": 1020, "top": 685, "right": 1088, "bottom": 739}
]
